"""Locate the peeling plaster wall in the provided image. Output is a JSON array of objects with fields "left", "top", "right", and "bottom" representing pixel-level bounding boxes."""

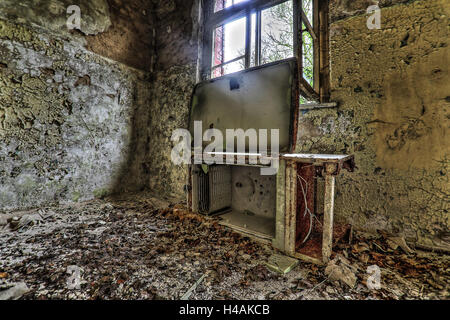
[
  {"left": 297, "top": 0, "right": 449, "bottom": 247},
  {"left": 329, "top": 0, "right": 412, "bottom": 23},
  {"left": 85, "top": 0, "right": 157, "bottom": 71},
  {"left": 0, "top": 0, "right": 156, "bottom": 71},
  {"left": 0, "top": 0, "right": 111, "bottom": 36},
  {"left": 0, "top": 2, "right": 152, "bottom": 210},
  {"left": 146, "top": 0, "right": 198, "bottom": 198},
  {"left": 148, "top": 64, "right": 196, "bottom": 198}
]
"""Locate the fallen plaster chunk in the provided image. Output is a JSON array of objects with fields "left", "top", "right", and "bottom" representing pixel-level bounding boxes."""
[
  {"left": 0, "top": 282, "right": 30, "bottom": 300},
  {"left": 325, "top": 254, "right": 357, "bottom": 288},
  {"left": 266, "top": 254, "right": 299, "bottom": 274}
]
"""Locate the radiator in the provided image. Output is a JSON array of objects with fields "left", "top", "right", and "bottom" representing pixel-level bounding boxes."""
[{"left": 192, "top": 165, "right": 231, "bottom": 215}]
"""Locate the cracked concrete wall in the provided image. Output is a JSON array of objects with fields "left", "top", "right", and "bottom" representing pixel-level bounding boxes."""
[
  {"left": 297, "top": 0, "right": 449, "bottom": 248},
  {"left": 0, "top": 1, "right": 153, "bottom": 210}
]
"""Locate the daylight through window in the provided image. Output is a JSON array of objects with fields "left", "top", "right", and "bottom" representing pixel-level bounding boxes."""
[{"left": 203, "top": 0, "right": 329, "bottom": 101}]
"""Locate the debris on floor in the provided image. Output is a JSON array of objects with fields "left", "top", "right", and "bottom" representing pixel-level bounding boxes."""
[
  {"left": 324, "top": 255, "right": 357, "bottom": 288},
  {"left": 266, "top": 254, "right": 299, "bottom": 275},
  {"left": 0, "top": 192, "right": 448, "bottom": 300},
  {"left": 0, "top": 282, "right": 29, "bottom": 300}
]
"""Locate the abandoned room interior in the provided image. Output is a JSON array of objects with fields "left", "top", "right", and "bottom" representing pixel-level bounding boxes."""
[{"left": 0, "top": 0, "right": 448, "bottom": 301}]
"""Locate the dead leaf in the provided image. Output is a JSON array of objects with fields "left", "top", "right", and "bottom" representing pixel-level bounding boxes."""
[
  {"left": 325, "top": 255, "right": 357, "bottom": 288},
  {"left": 359, "top": 253, "right": 370, "bottom": 264},
  {"left": 386, "top": 239, "right": 399, "bottom": 250},
  {"left": 388, "top": 236, "right": 414, "bottom": 254},
  {"left": 352, "top": 242, "right": 370, "bottom": 253}
]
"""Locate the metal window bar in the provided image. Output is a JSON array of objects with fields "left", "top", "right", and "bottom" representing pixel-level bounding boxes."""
[
  {"left": 245, "top": 9, "right": 252, "bottom": 68},
  {"left": 255, "top": 10, "right": 262, "bottom": 66},
  {"left": 211, "top": 55, "right": 245, "bottom": 70},
  {"left": 206, "top": 0, "right": 290, "bottom": 29}
]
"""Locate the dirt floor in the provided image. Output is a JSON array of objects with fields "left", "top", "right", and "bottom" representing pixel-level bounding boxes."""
[{"left": 0, "top": 192, "right": 449, "bottom": 300}]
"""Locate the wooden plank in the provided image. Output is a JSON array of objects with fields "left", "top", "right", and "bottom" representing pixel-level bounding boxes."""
[
  {"left": 284, "top": 162, "right": 296, "bottom": 255},
  {"left": 322, "top": 164, "right": 336, "bottom": 263},
  {"left": 301, "top": 10, "right": 317, "bottom": 40},
  {"left": 293, "top": 252, "right": 324, "bottom": 265},
  {"left": 299, "top": 77, "right": 319, "bottom": 100},
  {"left": 299, "top": 102, "right": 337, "bottom": 110},
  {"left": 273, "top": 160, "right": 286, "bottom": 251}
]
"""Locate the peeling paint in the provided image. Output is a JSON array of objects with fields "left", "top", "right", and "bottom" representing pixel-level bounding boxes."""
[
  {"left": 296, "top": 0, "right": 450, "bottom": 247},
  {"left": 0, "top": 18, "right": 151, "bottom": 210}
]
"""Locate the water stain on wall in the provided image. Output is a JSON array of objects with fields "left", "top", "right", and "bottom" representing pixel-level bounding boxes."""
[{"left": 373, "top": 48, "right": 450, "bottom": 170}]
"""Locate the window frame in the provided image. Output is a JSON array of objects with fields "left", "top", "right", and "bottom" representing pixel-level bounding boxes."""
[{"left": 200, "top": 0, "right": 330, "bottom": 102}]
